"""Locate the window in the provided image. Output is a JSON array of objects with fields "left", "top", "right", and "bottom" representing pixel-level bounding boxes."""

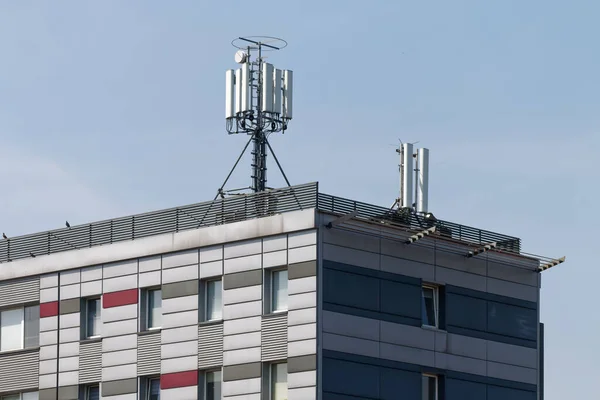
[
  {"left": 206, "top": 280, "right": 222, "bottom": 321},
  {"left": 85, "top": 299, "right": 101, "bottom": 338},
  {"left": 422, "top": 374, "right": 438, "bottom": 400},
  {"left": 0, "top": 305, "right": 39, "bottom": 352},
  {"left": 422, "top": 285, "right": 438, "bottom": 328},
  {"left": 2, "top": 394, "right": 38, "bottom": 400},
  {"left": 271, "top": 269, "right": 288, "bottom": 312},
  {"left": 145, "top": 377, "right": 160, "bottom": 400},
  {"left": 84, "top": 385, "right": 99, "bottom": 400},
  {"left": 147, "top": 289, "right": 162, "bottom": 329},
  {"left": 270, "top": 363, "right": 287, "bottom": 400},
  {"left": 205, "top": 370, "right": 222, "bottom": 400}
]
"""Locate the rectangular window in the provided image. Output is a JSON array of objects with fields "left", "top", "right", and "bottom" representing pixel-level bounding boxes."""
[
  {"left": 22, "top": 393, "right": 39, "bottom": 400},
  {"left": 206, "top": 280, "right": 222, "bottom": 321},
  {"left": 84, "top": 385, "right": 100, "bottom": 400},
  {"left": 1, "top": 395, "right": 21, "bottom": 400},
  {"left": 24, "top": 305, "right": 40, "bottom": 348},
  {"left": 1, "top": 308, "right": 24, "bottom": 351},
  {"left": 205, "top": 370, "right": 222, "bottom": 400},
  {"left": 422, "top": 286, "right": 438, "bottom": 328},
  {"left": 270, "top": 363, "right": 287, "bottom": 400},
  {"left": 146, "top": 377, "right": 160, "bottom": 400},
  {"left": 85, "top": 299, "right": 101, "bottom": 338},
  {"left": 422, "top": 374, "right": 438, "bottom": 400},
  {"left": 147, "top": 289, "right": 162, "bottom": 329},
  {"left": 271, "top": 269, "right": 288, "bottom": 312}
]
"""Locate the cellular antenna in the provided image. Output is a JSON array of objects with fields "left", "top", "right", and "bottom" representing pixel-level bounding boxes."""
[{"left": 217, "top": 36, "right": 293, "bottom": 197}]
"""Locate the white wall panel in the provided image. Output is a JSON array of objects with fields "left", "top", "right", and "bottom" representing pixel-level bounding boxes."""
[
  {"left": 200, "top": 260, "right": 223, "bottom": 279},
  {"left": 39, "top": 359, "right": 57, "bottom": 374},
  {"left": 223, "top": 347, "right": 261, "bottom": 365},
  {"left": 139, "top": 255, "right": 161, "bottom": 273},
  {"left": 58, "top": 327, "right": 80, "bottom": 343},
  {"left": 222, "top": 378, "right": 261, "bottom": 397},
  {"left": 161, "top": 325, "right": 198, "bottom": 345},
  {"left": 223, "top": 301, "right": 262, "bottom": 320},
  {"left": 263, "top": 250, "right": 287, "bottom": 268},
  {"left": 81, "top": 280, "right": 102, "bottom": 297},
  {"left": 162, "top": 264, "right": 199, "bottom": 284},
  {"left": 58, "top": 371, "right": 78, "bottom": 386},
  {"left": 102, "top": 319, "right": 138, "bottom": 337},
  {"left": 160, "top": 386, "right": 198, "bottom": 400},
  {"left": 59, "top": 342, "right": 80, "bottom": 358},
  {"left": 59, "top": 312, "right": 80, "bottom": 328},
  {"left": 40, "top": 316, "right": 58, "bottom": 332},
  {"left": 60, "top": 269, "right": 81, "bottom": 285},
  {"left": 223, "top": 285, "right": 262, "bottom": 305},
  {"left": 102, "top": 364, "right": 137, "bottom": 381},
  {"left": 103, "top": 274, "right": 137, "bottom": 293},
  {"left": 200, "top": 245, "right": 223, "bottom": 263},
  {"left": 102, "top": 349, "right": 137, "bottom": 367},
  {"left": 288, "top": 339, "right": 316, "bottom": 357},
  {"left": 263, "top": 235, "right": 287, "bottom": 253},
  {"left": 60, "top": 284, "right": 80, "bottom": 299},
  {"left": 288, "top": 323, "right": 316, "bottom": 342},
  {"left": 288, "top": 370, "right": 316, "bottom": 388},
  {"left": 81, "top": 265, "right": 102, "bottom": 282},
  {"left": 288, "top": 230, "right": 316, "bottom": 248},
  {"left": 161, "top": 341, "right": 198, "bottom": 358},
  {"left": 103, "top": 334, "right": 137, "bottom": 352},
  {"left": 223, "top": 331, "right": 261, "bottom": 351},
  {"left": 161, "top": 310, "right": 198, "bottom": 329},
  {"left": 39, "top": 373, "right": 56, "bottom": 389},
  {"left": 288, "top": 292, "right": 316, "bottom": 310},
  {"left": 162, "top": 249, "right": 198, "bottom": 269},
  {"left": 40, "top": 331, "right": 58, "bottom": 346},
  {"left": 224, "top": 239, "right": 262, "bottom": 259},
  {"left": 160, "top": 356, "right": 197, "bottom": 374},
  {"left": 288, "top": 387, "right": 316, "bottom": 400},
  {"left": 40, "top": 288, "right": 58, "bottom": 303},
  {"left": 40, "top": 344, "right": 58, "bottom": 360},
  {"left": 223, "top": 316, "right": 262, "bottom": 336},
  {"left": 139, "top": 271, "right": 161, "bottom": 288},
  {"left": 224, "top": 254, "right": 261, "bottom": 274},
  {"left": 58, "top": 356, "right": 79, "bottom": 372},
  {"left": 162, "top": 295, "right": 199, "bottom": 315},
  {"left": 288, "top": 245, "right": 316, "bottom": 264},
  {"left": 40, "top": 273, "right": 58, "bottom": 289},
  {"left": 103, "top": 259, "right": 138, "bottom": 278},
  {"left": 288, "top": 277, "right": 316, "bottom": 295},
  {"left": 103, "top": 304, "right": 138, "bottom": 323},
  {"left": 288, "top": 308, "right": 316, "bottom": 326}
]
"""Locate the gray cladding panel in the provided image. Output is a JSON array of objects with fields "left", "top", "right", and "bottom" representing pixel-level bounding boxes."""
[
  {"left": 0, "top": 350, "right": 39, "bottom": 392},
  {"left": 0, "top": 276, "right": 39, "bottom": 307},
  {"left": 223, "top": 269, "right": 262, "bottom": 290},
  {"left": 288, "top": 355, "right": 317, "bottom": 373},
  {"left": 57, "top": 385, "right": 78, "bottom": 400},
  {"left": 79, "top": 340, "right": 102, "bottom": 383},
  {"left": 101, "top": 378, "right": 138, "bottom": 396},
  {"left": 223, "top": 362, "right": 262, "bottom": 381},
  {"left": 60, "top": 298, "right": 80, "bottom": 315},
  {"left": 162, "top": 279, "right": 199, "bottom": 299},
  {"left": 261, "top": 313, "right": 287, "bottom": 361},
  {"left": 198, "top": 323, "right": 224, "bottom": 368},
  {"left": 288, "top": 261, "right": 317, "bottom": 279},
  {"left": 39, "top": 388, "right": 57, "bottom": 400},
  {"left": 138, "top": 331, "right": 161, "bottom": 375}
]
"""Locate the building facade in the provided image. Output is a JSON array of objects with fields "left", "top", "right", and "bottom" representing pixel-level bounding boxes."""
[{"left": 0, "top": 183, "right": 545, "bottom": 400}]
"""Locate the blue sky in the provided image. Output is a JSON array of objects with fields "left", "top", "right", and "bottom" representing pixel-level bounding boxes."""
[{"left": 1, "top": 1, "right": 598, "bottom": 397}]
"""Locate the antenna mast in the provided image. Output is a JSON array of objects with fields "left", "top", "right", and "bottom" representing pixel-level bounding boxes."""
[{"left": 218, "top": 36, "right": 293, "bottom": 196}]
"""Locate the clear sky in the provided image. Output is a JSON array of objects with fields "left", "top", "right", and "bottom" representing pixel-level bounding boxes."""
[{"left": 1, "top": 1, "right": 598, "bottom": 397}]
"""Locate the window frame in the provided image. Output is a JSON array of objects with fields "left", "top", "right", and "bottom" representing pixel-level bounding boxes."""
[
  {"left": 421, "top": 285, "right": 439, "bottom": 328},
  {"left": 84, "top": 298, "right": 102, "bottom": 339},
  {"left": 84, "top": 385, "right": 100, "bottom": 400},
  {"left": 270, "top": 268, "right": 288, "bottom": 314},
  {"left": 144, "top": 376, "right": 161, "bottom": 400},
  {"left": 146, "top": 288, "right": 162, "bottom": 331},
  {"left": 204, "top": 279, "right": 223, "bottom": 322},
  {"left": 268, "top": 362, "right": 288, "bottom": 400},
  {"left": 203, "top": 369, "right": 222, "bottom": 400},
  {"left": 422, "top": 373, "right": 438, "bottom": 400}
]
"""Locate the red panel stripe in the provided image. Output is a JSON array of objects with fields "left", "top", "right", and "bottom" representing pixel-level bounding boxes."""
[
  {"left": 40, "top": 301, "right": 59, "bottom": 318},
  {"left": 161, "top": 370, "right": 198, "bottom": 389},
  {"left": 102, "top": 289, "right": 138, "bottom": 309}
]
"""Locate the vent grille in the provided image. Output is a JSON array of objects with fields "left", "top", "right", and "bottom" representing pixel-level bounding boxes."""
[
  {"left": 198, "top": 323, "right": 223, "bottom": 369},
  {"left": 138, "top": 332, "right": 161, "bottom": 376},
  {"left": 261, "top": 313, "right": 288, "bottom": 361},
  {"left": 79, "top": 340, "right": 102, "bottom": 383}
]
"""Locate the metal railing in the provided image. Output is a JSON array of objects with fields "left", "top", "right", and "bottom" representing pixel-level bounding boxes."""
[{"left": 0, "top": 182, "right": 521, "bottom": 263}]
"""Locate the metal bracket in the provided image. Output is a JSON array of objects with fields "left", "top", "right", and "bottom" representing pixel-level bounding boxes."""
[
  {"left": 405, "top": 226, "right": 436, "bottom": 244},
  {"left": 467, "top": 242, "right": 497, "bottom": 258},
  {"left": 325, "top": 210, "right": 359, "bottom": 229},
  {"left": 539, "top": 256, "right": 566, "bottom": 272}
]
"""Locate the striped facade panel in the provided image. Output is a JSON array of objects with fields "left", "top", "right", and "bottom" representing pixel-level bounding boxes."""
[
  {"left": 261, "top": 313, "right": 288, "bottom": 361},
  {"left": 0, "top": 276, "right": 40, "bottom": 307},
  {"left": 138, "top": 332, "right": 161, "bottom": 375},
  {"left": 79, "top": 341, "right": 102, "bottom": 383},
  {"left": 0, "top": 350, "right": 39, "bottom": 392},
  {"left": 198, "top": 323, "right": 224, "bottom": 369}
]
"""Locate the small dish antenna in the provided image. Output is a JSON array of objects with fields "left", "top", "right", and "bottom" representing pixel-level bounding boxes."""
[{"left": 234, "top": 50, "right": 248, "bottom": 64}]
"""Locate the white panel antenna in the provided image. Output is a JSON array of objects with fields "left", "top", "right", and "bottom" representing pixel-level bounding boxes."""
[
  {"left": 401, "top": 143, "right": 414, "bottom": 209},
  {"left": 417, "top": 148, "right": 429, "bottom": 213},
  {"left": 222, "top": 36, "right": 293, "bottom": 194},
  {"left": 273, "top": 69, "right": 282, "bottom": 114},
  {"left": 225, "top": 69, "right": 235, "bottom": 119},
  {"left": 283, "top": 70, "right": 293, "bottom": 119},
  {"left": 261, "top": 63, "right": 274, "bottom": 112}
]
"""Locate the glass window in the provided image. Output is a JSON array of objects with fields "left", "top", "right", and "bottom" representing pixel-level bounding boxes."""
[
  {"left": 22, "top": 393, "right": 39, "bottom": 400},
  {"left": 1, "top": 308, "right": 24, "bottom": 351},
  {"left": 86, "top": 299, "right": 101, "bottom": 338},
  {"left": 271, "top": 363, "right": 287, "bottom": 400},
  {"left": 148, "top": 290, "right": 162, "bottom": 329},
  {"left": 422, "top": 374, "right": 437, "bottom": 400},
  {"left": 24, "top": 305, "right": 40, "bottom": 348},
  {"left": 206, "top": 370, "right": 222, "bottom": 400},
  {"left": 85, "top": 386, "right": 100, "bottom": 400},
  {"left": 271, "top": 270, "right": 288, "bottom": 312},
  {"left": 147, "top": 378, "right": 160, "bottom": 400},
  {"left": 206, "top": 280, "right": 222, "bottom": 321},
  {"left": 422, "top": 286, "right": 438, "bottom": 327},
  {"left": 2, "top": 395, "right": 21, "bottom": 400}
]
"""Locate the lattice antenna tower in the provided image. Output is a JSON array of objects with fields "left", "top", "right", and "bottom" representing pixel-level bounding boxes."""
[{"left": 219, "top": 36, "right": 293, "bottom": 196}]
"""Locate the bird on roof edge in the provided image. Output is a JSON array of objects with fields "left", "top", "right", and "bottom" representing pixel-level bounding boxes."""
[
  {"left": 2, "top": 233, "right": 7, "bottom": 239},
  {"left": 66, "top": 221, "right": 71, "bottom": 228}
]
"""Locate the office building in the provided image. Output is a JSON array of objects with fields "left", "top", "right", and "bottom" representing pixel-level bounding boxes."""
[{"left": 0, "top": 182, "right": 553, "bottom": 399}]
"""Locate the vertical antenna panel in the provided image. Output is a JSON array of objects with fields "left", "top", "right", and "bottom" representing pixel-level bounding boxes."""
[
  {"left": 226, "top": 69, "right": 235, "bottom": 119},
  {"left": 235, "top": 68, "right": 242, "bottom": 114},
  {"left": 273, "top": 69, "right": 282, "bottom": 114},
  {"left": 240, "top": 63, "right": 250, "bottom": 112},
  {"left": 402, "top": 143, "right": 414, "bottom": 209},
  {"left": 417, "top": 148, "right": 429, "bottom": 213},
  {"left": 261, "top": 63, "right": 274, "bottom": 112},
  {"left": 283, "top": 70, "right": 293, "bottom": 119}
]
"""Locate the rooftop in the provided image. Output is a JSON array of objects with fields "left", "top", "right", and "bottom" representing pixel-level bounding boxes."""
[{"left": 0, "top": 182, "right": 557, "bottom": 269}]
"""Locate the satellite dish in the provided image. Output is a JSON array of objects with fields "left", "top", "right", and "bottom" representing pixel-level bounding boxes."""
[{"left": 235, "top": 50, "right": 248, "bottom": 64}]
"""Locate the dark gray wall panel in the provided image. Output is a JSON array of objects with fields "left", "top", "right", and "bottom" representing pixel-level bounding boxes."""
[
  {"left": 59, "top": 298, "right": 80, "bottom": 315},
  {"left": 323, "top": 358, "right": 380, "bottom": 399},
  {"left": 446, "top": 293, "right": 487, "bottom": 332},
  {"left": 39, "top": 388, "right": 57, "bottom": 400},
  {"left": 380, "top": 280, "right": 421, "bottom": 320},
  {"left": 289, "top": 355, "right": 317, "bottom": 373},
  {"left": 57, "top": 385, "right": 78, "bottom": 400},
  {"left": 223, "top": 269, "right": 262, "bottom": 290},
  {"left": 162, "top": 279, "right": 198, "bottom": 299},
  {"left": 323, "top": 268, "right": 379, "bottom": 312},
  {"left": 446, "top": 378, "right": 487, "bottom": 400},
  {"left": 288, "top": 260, "right": 317, "bottom": 279},
  {"left": 487, "top": 302, "right": 537, "bottom": 341},
  {"left": 488, "top": 385, "right": 537, "bottom": 400},
  {"left": 380, "top": 367, "right": 420, "bottom": 400},
  {"left": 101, "top": 378, "right": 138, "bottom": 396},
  {"left": 223, "top": 362, "right": 262, "bottom": 381}
]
